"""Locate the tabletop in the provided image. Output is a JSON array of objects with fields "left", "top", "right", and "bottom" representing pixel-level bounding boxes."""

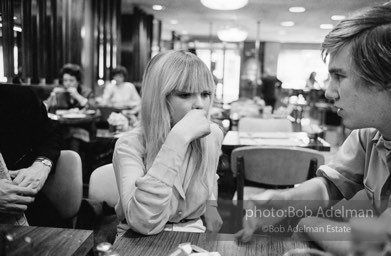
[
  {"left": 112, "top": 231, "right": 310, "bottom": 256},
  {"left": 0, "top": 225, "right": 94, "bottom": 256},
  {"left": 96, "top": 128, "right": 129, "bottom": 140},
  {"left": 223, "top": 131, "right": 331, "bottom": 152},
  {"left": 49, "top": 111, "right": 101, "bottom": 125}
]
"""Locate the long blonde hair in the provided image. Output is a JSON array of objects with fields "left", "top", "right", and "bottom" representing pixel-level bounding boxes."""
[{"left": 140, "top": 50, "right": 216, "bottom": 179}]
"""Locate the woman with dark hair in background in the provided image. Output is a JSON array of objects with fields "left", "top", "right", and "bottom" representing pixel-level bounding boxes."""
[{"left": 45, "top": 63, "right": 93, "bottom": 112}]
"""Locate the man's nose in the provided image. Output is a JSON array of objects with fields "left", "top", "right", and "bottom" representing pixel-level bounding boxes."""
[{"left": 325, "top": 81, "right": 338, "bottom": 101}]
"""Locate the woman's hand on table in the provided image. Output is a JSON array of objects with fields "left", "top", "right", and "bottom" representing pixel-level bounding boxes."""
[{"left": 204, "top": 206, "right": 223, "bottom": 233}]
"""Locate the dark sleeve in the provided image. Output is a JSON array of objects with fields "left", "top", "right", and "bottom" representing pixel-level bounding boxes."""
[
  {"left": 82, "top": 86, "right": 93, "bottom": 99},
  {"left": 32, "top": 93, "right": 62, "bottom": 168},
  {"left": 80, "top": 86, "right": 96, "bottom": 109}
]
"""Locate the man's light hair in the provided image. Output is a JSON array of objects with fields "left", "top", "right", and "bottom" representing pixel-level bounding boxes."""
[{"left": 322, "top": 3, "right": 391, "bottom": 91}]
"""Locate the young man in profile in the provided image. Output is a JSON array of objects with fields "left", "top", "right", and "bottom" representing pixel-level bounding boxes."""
[{"left": 236, "top": 3, "right": 391, "bottom": 255}]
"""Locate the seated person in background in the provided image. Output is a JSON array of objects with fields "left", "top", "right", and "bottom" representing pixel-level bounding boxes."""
[
  {"left": 305, "top": 71, "right": 320, "bottom": 91},
  {"left": 99, "top": 65, "right": 141, "bottom": 113},
  {"left": 236, "top": 3, "right": 391, "bottom": 255},
  {"left": 258, "top": 73, "right": 282, "bottom": 112},
  {"left": 114, "top": 50, "right": 223, "bottom": 237},
  {"left": 47, "top": 64, "right": 95, "bottom": 156},
  {"left": 46, "top": 63, "right": 93, "bottom": 112},
  {"left": 0, "top": 84, "right": 62, "bottom": 226}
]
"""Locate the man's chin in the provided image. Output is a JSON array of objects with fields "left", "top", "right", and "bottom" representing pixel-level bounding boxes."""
[
  {"left": 341, "top": 119, "right": 354, "bottom": 130},
  {"left": 342, "top": 120, "right": 370, "bottom": 131}
]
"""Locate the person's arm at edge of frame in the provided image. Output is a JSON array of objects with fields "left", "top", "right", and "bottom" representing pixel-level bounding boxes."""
[
  {"left": 10, "top": 91, "right": 61, "bottom": 192},
  {"left": 34, "top": 96, "right": 62, "bottom": 170},
  {"left": 310, "top": 206, "right": 391, "bottom": 256}
]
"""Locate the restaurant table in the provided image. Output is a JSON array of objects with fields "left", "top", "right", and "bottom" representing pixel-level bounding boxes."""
[
  {"left": 0, "top": 225, "right": 93, "bottom": 256},
  {"left": 96, "top": 128, "right": 128, "bottom": 140},
  {"left": 223, "top": 131, "right": 331, "bottom": 152},
  {"left": 48, "top": 111, "right": 101, "bottom": 125},
  {"left": 49, "top": 111, "right": 101, "bottom": 141},
  {"left": 112, "top": 230, "right": 310, "bottom": 256}
]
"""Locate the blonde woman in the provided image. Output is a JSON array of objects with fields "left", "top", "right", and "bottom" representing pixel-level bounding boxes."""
[{"left": 113, "top": 50, "right": 223, "bottom": 237}]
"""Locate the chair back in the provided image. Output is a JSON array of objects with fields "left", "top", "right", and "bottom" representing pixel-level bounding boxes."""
[
  {"left": 42, "top": 150, "right": 82, "bottom": 219},
  {"left": 88, "top": 164, "right": 119, "bottom": 208},
  {"left": 231, "top": 146, "right": 325, "bottom": 198},
  {"left": 230, "top": 146, "right": 325, "bottom": 231},
  {"left": 238, "top": 117, "right": 293, "bottom": 132}
]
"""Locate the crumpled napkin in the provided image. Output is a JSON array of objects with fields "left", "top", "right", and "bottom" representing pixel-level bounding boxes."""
[{"left": 107, "top": 112, "right": 129, "bottom": 131}]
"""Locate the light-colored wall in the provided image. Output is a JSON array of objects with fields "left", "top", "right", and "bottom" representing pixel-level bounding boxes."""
[{"left": 263, "top": 42, "right": 321, "bottom": 76}]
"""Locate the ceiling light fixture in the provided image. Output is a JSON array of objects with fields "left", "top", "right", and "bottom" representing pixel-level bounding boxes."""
[
  {"left": 152, "top": 5, "right": 165, "bottom": 11},
  {"left": 320, "top": 24, "right": 333, "bottom": 29},
  {"left": 331, "top": 15, "right": 346, "bottom": 21},
  {"left": 281, "top": 21, "right": 295, "bottom": 27},
  {"left": 289, "top": 7, "right": 306, "bottom": 13},
  {"left": 217, "top": 26, "right": 248, "bottom": 42},
  {"left": 200, "top": 0, "right": 248, "bottom": 10},
  {"left": 170, "top": 19, "right": 178, "bottom": 25}
]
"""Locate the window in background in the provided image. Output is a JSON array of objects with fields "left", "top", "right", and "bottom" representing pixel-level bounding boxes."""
[
  {"left": 277, "top": 49, "right": 328, "bottom": 90},
  {"left": 0, "top": 23, "right": 21, "bottom": 83},
  {"left": 0, "top": 46, "right": 6, "bottom": 82},
  {"left": 0, "top": 45, "right": 18, "bottom": 83},
  {"left": 14, "top": 45, "right": 18, "bottom": 75},
  {"left": 197, "top": 42, "right": 241, "bottom": 104}
]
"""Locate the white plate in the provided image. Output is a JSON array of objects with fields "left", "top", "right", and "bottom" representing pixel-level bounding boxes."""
[
  {"left": 85, "top": 110, "right": 96, "bottom": 115},
  {"left": 55, "top": 110, "right": 69, "bottom": 116},
  {"left": 272, "top": 114, "right": 288, "bottom": 119},
  {"left": 62, "top": 113, "right": 87, "bottom": 119}
]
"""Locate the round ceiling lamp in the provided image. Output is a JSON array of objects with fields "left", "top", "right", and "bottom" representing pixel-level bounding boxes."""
[
  {"left": 200, "top": 0, "right": 248, "bottom": 10},
  {"left": 217, "top": 26, "right": 248, "bottom": 42}
]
